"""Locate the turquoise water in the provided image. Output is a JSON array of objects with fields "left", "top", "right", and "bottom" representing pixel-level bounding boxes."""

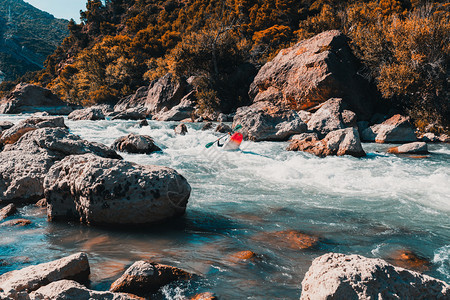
[{"left": 1, "top": 115, "right": 449, "bottom": 299}]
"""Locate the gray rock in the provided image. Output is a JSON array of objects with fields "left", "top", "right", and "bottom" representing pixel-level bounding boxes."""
[
  {"left": 0, "top": 128, "right": 120, "bottom": 204},
  {"left": 0, "top": 203, "right": 16, "bottom": 221},
  {"left": 153, "top": 91, "right": 195, "bottom": 121},
  {"left": 362, "top": 114, "right": 417, "bottom": 143},
  {"left": 202, "top": 122, "right": 213, "bottom": 131},
  {"left": 388, "top": 142, "right": 429, "bottom": 154},
  {"left": 138, "top": 119, "right": 149, "bottom": 127},
  {"left": 249, "top": 30, "right": 375, "bottom": 120},
  {"left": 232, "top": 102, "right": 307, "bottom": 141},
  {"left": 112, "top": 134, "right": 161, "bottom": 154},
  {"left": 439, "top": 134, "right": 450, "bottom": 143},
  {"left": 307, "top": 98, "right": 356, "bottom": 139},
  {"left": 290, "top": 133, "right": 319, "bottom": 141},
  {"left": 112, "top": 107, "right": 148, "bottom": 120},
  {"left": 217, "top": 113, "right": 233, "bottom": 123},
  {"left": 300, "top": 253, "right": 450, "bottom": 300},
  {"left": 0, "top": 121, "right": 14, "bottom": 132},
  {"left": 30, "top": 280, "right": 138, "bottom": 300},
  {"left": 420, "top": 132, "right": 439, "bottom": 143},
  {"left": 68, "top": 107, "right": 105, "bottom": 121},
  {"left": 0, "top": 116, "right": 66, "bottom": 145},
  {"left": 174, "top": 124, "right": 188, "bottom": 135},
  {"left": 44, "top": 154, "right": 191, "bottom": 225},
  {"left": 0, "top": 252, "right": 90, "bottom": 299},
  {"left": 0, "top": 83, "right": 76, "bottom": 115},
  {"left": 110, "top": 261, "right": 191, "bottom": 296},
  {"left": 287, "top": 128, "right": 365, "bottom": 158},
  {"left": 215, "top": 123, "right": 232, "bottom": 133}
]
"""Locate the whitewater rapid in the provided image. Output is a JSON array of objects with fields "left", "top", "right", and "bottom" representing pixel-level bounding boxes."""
[{"left": 1, "top": 115, "right": 449, "bottom": 298}]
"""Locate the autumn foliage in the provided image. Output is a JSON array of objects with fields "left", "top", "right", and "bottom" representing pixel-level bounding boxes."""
[{"left": 7, "top": 0, "right": 448, "bottom": 129}]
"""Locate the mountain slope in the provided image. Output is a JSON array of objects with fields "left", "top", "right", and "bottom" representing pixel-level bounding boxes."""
[{"left": 0, "top": 0, "right": 69, "bottom": 82}]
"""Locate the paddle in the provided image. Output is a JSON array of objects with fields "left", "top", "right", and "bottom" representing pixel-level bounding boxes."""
[{"left": 205, "top": 124, "right": 242, "bottom": 148}]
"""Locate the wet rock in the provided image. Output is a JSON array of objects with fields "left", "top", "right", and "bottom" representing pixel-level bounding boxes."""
[
  {"left": 232, "top": 102, "right": 307, "bottom": 141},
  {"left": 228, "top": 251, "right": 258, "bottom": 263},
  {"left": 215, "top": 123, "right": 232, "bottom": 133},
  {"left": 387, "top": 250, "right": 431, "bottom": 272},
  {"left": 138, "top": 119, "right": 149, "bottom": 127},
  {"left": 191, "top": 292, "right": 218, "bottom": 300},
  {"left": 0, "top": 116, "right": 66, "bottom": 145},
  {"left": 35, "top": 198, "right": 47, "bottom": 208},
  {"left": 362, "top": 114, "right": 417, "bottom": 143},
  {"left": 0, "top": 128, "right": 120, "bottom": 204},
  {"left": 300, "top": 253, "right": 450, "bottom": 300},
  {"left": 112, "top": 134, "right": 161, "bottom": 154},
  {"left": 174, "top": 124, "right": 188, "bottom": 135},
  {"left": 112, "top": 107, "right": 147, "bottom": 120},
  {"left": 44, "top": 154, "right": 191, "bottom": 225},
  {"left": 68, "top": 107, "right": 105, "bottom": 121},
  {"left": 153, "top": 91, "right": 195, "bottom": 121},
  {"left": 0, "top": 203, "right": 16, "bottom": 220},
  {"left": 202, "top": 122, "right": 213, "bottom": 131},
  {"left": 249, "top": 30, "right": 375, "bottom": 119},
  {"left": 307, "top": 98, "right": 357, "bottom": 139},
  {"left": 30, "top": 280, "right": 144, "bottom": 300},
  {"left": 388, "top": 142, "right": 428, "bottom": 154},
  {"left": 0, "top": 252, "right": 90, "bottom": 299},
  {"left": 217, "top": 113, "right": 233, "bottom": 123},
  {"left": 115, "top": 73, "right": 189, "bottom": 115},
  {"left": 254, "top": 230, "right": 319, "bottom": 250},
  {"left": 110, "top": 261, "right": 192, "bottom": 296},
  {"left": 0, "top": 83, "right": 76, "bottom": 115},
  {"left": 287, "top": 128, "right": 365, "bottom": 158},
  {"left": 0, "top": 218, "right": 31, "bottom": 227}
]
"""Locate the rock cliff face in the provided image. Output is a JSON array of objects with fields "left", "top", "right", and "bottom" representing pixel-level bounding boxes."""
[
  {"left": 249, "top": 30, "right": 375, "bottom": 120},
  {"left": 0, "top": 0, "right": 68, "bottom": 82}
]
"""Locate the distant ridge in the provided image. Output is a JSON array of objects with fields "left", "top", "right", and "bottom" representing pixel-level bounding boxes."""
[{"left": 0, "top": 0, "right": 69, "bottom": 82}]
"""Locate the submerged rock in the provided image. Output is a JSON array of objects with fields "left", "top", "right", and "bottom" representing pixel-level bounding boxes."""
[
  {"left": 388, "top": 142, "right": 428, "bottom": 154},
  {"left": 300, "top": 253, "right": 450, "bottom": 300},
  {"left": 44, "top": 154, "right": 191, "bottom": 225},
  {"left": 110, "top": 261, "right": 192, "bottom": 296},
  {"left": 232, "top": 102, "right": 307, "bottom": 141},
  {"left": 0, "top": 116, "right": 66, "bottom": 145},
  {"left": 0, "top": 218, "right": 32, "bottom": 227},
  {"left": 68, "top": 107, "right": 106, "bottom": 121},
  {"left": 254, "top": 230, "right": 320, "bottom": 250},
  {"left": 307, "top": 98, "right": 357, "bottom": 139},
  {"left": 138, "top": 119, "right": 149, "bottom": 127},
  {"left": 249, "top": 30, "right": 375, "bottom": 119},
  {"left": 191, "top": 292, "right": 218, "bottom": 300},
  {"left": 215, "top": 123, "right": 232, "bottom": 133},
  {"left": 0, "top": 203, "right": 17, "bottom": 220},
  {"left": 30, "top": 280, "right": 143, "bottom": 300},
  {"left": 387, "top": 250, "right": 431, "bottom": 272},
  {"left": 202, "top": 122, "right": 213, "bottom": 131},
  {"left": 0, "top": 128, "right": 120, "bottom": 204},
  {"left": 0, "top": 252, "right": 90, "bottom": 299},
  {"left": 287, "top": 128, "right": 366, "bottom": 158},
  {"left": 174, "top": 123, "right": 188, "bottom": 135},
  {"left": 228, "top": 251, "right": 258, "bottom": 263},
  {"left": 112, "top": 134, "right": 161, "bottom": 154},
  {"left": 362, "top": 114, "right": 417, "bottom": 143}
]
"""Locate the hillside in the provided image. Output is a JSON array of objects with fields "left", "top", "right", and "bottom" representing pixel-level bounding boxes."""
[{"left": 0, "top": 0, "right": 69, "bottom": 82}]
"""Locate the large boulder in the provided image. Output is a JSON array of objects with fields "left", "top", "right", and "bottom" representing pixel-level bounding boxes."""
[
  {"left": 44, "top": 154, "right": 191, "bottom": 225},
  {"left": 0, "top": 121, "right": 14, "bottom": 134},
  {"left": 0, "top": 128, "right": 121, "bottom": 204},
  {"left": 68, "top": 107, "right": 105, "bottom": 121},
  {"left": 111, "top": 107, "right": 148, "bottom": 120},
  {"left": 388, "top": 142, "right": 428, "bottom": 154},
  {"left": 112, "top": 134, "right": 161, "bottom": 154},
  {"left": 114, "top": 73, "right": 189, "bottom": 115},
  {"left": 232, "top": 102, "right": 307, "bottom": 141},
  {"left": 0, "top": 83, "right": 76, "bottom": 115},
  {"left": 153, "top": 92, "right": 196, "bottom": 121},
  {"left": 362, "top": 114, "right": 417, "bottom": 143},
  {"left": 287, "top": 128, "right": 366, "bottom": 158},
  {"left": 300, "top": 253, "right": 450, "bottom": 300},
  {"left": 307, "top": 98, "right": 357, "bottom": 139},
  {"left": 30, "top": 280, "right": 142, "bottom": 300},
  {"left": 249, "top": 30, "right": 374, "bottom": 120},
  {"left": 110, "top": 261, "right": 192, "bottom": 296},
  {"left": 0, "top": 116, "right": 66, "bottom": 145},
  {"left": 0, "top": 203, "right": 17, "bottom": 221},
  {"left": 0, "top": 252, "right": 90, "bottom": 299}
]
